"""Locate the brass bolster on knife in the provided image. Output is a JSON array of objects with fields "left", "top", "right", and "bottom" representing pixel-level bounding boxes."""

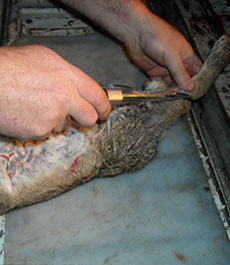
[{"left": 106, "top": 89, "right": 123, "bottom": 106}]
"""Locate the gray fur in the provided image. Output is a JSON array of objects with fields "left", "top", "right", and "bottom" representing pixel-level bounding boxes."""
[{"left": 0, "top": 35, "right": 229, "bottom": 214}]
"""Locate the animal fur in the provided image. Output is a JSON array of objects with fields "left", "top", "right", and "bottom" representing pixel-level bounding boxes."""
[{"left": 0, "top": 35, "right": 229, "bottom": 214}]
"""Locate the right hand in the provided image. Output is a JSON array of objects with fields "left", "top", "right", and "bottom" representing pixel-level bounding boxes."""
[{"left": 0, "top": 45, "right": 111, "bottom": 140}]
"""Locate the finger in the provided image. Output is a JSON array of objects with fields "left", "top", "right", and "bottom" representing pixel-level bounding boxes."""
[
  {"left": 72, "top": 67, "right": 111, "bottom": 120},
  {"left": 165, "top": 54, "right": 195, "bottom": 91},
  {"left": 125, "top": 43, "right": 156, "bottom": 72},
  {"left": 146, "top": 64, "right": 170, "bottom": 77},
  {"left": 126, "top": 47, "right": 170, "bottom": 77},
  {"left": 39, "top": 131, "right": 52, "bottom": 140},
  {"left": 53, "top": 116, "right": 70, "bottom": 133},
  {"left": 184, "top": 55, "right": 203, "bottom": 77},
  {"left": 69, "top": 94, "right": 99, "bottom": 127},
  {"left": 25, "top": 131, "right": 52, "bottom": 141},
  {"left": 162, "top": 75, "right": 173, "bottom": 86}
]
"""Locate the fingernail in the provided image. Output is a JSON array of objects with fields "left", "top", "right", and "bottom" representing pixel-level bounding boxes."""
[{"left": 184, "top": 80, "right": 194, "bottom": 91}]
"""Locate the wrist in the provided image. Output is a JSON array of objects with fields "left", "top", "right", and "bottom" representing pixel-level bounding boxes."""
[{"left": 100, "top": 1, "right": 166, "bottom": 49}]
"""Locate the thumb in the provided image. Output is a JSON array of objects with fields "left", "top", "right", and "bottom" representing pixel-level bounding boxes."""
[{"left": 166, "top": 54, "right": 195, "bottom": 91}]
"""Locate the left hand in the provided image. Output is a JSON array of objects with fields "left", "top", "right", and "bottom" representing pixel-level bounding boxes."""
[
  {"left": 122, "top": 5, "right": 202, "bottom": 90},
  {"left": 60, "top": 0, "right": 202, "bottom": 90}
]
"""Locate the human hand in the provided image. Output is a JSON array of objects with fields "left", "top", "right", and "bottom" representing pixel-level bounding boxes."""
[
  {"left": 0, "top": 45, "right": 111, "bottom": 140},
  {"left": 60, "top": 0, "right": 202, "bottom": 91},
  {"left": 122, "top": 5, "right": 202, "bottom": 91}
]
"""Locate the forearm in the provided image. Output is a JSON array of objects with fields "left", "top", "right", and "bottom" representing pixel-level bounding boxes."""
[
  {"left": 60, "top": 0, "right": 201, "bottom": 91},
  {"left": 59, "top": 0, "right": 154, "bottom": 43}
]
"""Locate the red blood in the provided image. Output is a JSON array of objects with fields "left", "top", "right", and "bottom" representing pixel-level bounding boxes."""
[
  {"left": 0, "top": 154, "right": 10, "bottom": 162},
  {"left": 68, "top": 155, "right": 81, "bottom": 173}
]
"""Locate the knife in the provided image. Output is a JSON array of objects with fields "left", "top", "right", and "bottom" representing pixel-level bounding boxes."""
[{"left": 103, "top": 84, "right": 192, "bottom": 106}]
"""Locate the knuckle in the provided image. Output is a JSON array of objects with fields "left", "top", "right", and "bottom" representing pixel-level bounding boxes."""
[
  {"left": 33, "top": 108, "right": 65, "bottom": 139},
  {"left": 47, "top": 105, "right": 66, "bottom": 122}
]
